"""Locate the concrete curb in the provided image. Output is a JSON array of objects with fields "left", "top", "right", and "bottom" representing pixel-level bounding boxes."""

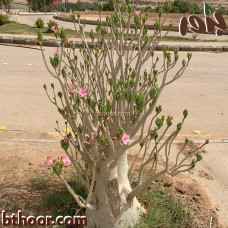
[
  {"left": 0, "top": 36, "right": 227, "bottom": 52},
  {"left": 0, "top": 137, "right": 227, "bottom": 144}
]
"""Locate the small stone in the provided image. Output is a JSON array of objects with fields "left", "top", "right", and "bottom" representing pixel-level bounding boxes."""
[
  {"left": 175, "top": 187, "right": 185, "bottom": 194},
  {"left": 215, "top": 206, "right": 220, "bottom": 211},
  {"left": 28, "top": 163, "right": 32, "bottom": 165},
  {"left": 164, "top": 182, "right": 172, "bottom": 187},
  {"left": 193, "top": 130, "right": 201, "bottom": 135},
  {"left": 193, "top": 196, "right": 199, "bottom": 203}
]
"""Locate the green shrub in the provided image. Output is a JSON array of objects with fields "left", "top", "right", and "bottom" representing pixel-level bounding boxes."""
[
  {"left": 30, "top": 0, "right": 54, "bottom": 12},
  {"left": 156, "top": 0, "right": 202, "bottom": 14},
  {"left": 217, "top": 7, "right": 227, "bottom": 15},
  {"left": 47, "top": 19, "right": 59, "bottom": 32},
  {"left": 144, "top": 6, "right": 154, "bottom": 12},
  {"left": 35, "top": 17, "right": 44, "bottom": 28},
  {"left": 134, "top": 189, "right": 195, "bottom": 228},
  {"left": 0, "top": 14, "right": 9, "bottom": 26},
  {"left": 103, "top": 0, "right": 114, "bottom": 11},
  {"left": 56, "top": 1, "right": 97, "bottom": 12}
]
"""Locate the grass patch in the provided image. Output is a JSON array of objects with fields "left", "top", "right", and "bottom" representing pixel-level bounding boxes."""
[
  {"left": 0, "top": 21, "right": 81, "bottom": 38},
  {"left": 31, "top": 174, "right": 50, "bottom": 190},
  {"left": 43, "top": 179, "right": 87, "bottom": 219},
  {"left": 134, "top": 188, "right": 196, "bottom": 228}
]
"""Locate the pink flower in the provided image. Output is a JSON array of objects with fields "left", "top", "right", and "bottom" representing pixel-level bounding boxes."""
[
  {"left": 43, "top": 156, "right": 53, "bottom": 167},
  {"left": 135, "top": 10, "right": 141, "bottom": 16},
  {"left": 64, "top": 136, "right": 71, "bottom": 142},
  {"left": 51, "top": 25, "right": 57, "bottom": 32},
  {"left": 90, "top": 131, "right": 96, "bottom": 137},
  {"left": 121, "top": 132, "right": 130, "bottom": 145},
  {"left": 61, "top": 155, "right": 71, "bottom": 166},
  {"left": 54, "top": 48, "right": 60, "bottom": 54},
  {"left": 68, "top": 84, "right": 77, "bottom": 94},
  {"left": 167, "top": 113, "right": 174, "bottom": 120},
  {"left": 78, "top": 88, "right": 88, "bottom": 97},
  {"left": 90, "top": 132, "right": 96, "bottom": 142}
]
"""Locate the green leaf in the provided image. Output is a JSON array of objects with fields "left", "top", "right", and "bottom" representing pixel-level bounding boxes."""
[
  {"left": 204, "top": 3, "right": 214, "bottom": 16},
  {"left": 60, "top": 140, "right": 69, "bottom": 151}
]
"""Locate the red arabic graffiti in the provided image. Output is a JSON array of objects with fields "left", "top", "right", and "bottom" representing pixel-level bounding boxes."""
[{"left": 179, "top": 3, "right": 227, "bottom": 36}]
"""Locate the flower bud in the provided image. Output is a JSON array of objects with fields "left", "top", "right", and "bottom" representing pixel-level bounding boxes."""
[
  {"left": 183, "top": 109, "right": 188, "bottom": 118},
  {"left": 37, "top": 29, "right": 43, "bottom": 42},
  {"left": 155, "top": 105, "right": 162, "bottom": 114},
  {"left": 58, "top": 91, "right": 63, "bottom": 99},
  {"left": 177, "top": 123, "right": 182, "bottom": 131},
  {"left": 98, "top": 2, "right": 103, "bottom": 11},
  {"left": 78, "top": 123, "right": 83, "bottom": 133},
  {"left": 59, "top": 28, "right": 66, "bottom": 42},
  {"left": 185, "top": 138, "right": 189, "bottom": 145},
  {"left": 53, "top": 160, "right": 63, "bottom": 176},
  {"left": 140, "top": 139, "right": 144, "bottom": 148},
  {"left": 71, "top": 13, "right": 76, "bottom": 21},
  {"left": 191, "top": 159, "right": 196, "bottom": 168},
  {"left": 196, "top": 152, "right": 202, "bottom": 161},
  {"left": 187, "top": 52, "right": 192, "bottom": 60}
]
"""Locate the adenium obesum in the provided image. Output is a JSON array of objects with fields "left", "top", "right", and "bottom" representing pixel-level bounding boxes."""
[
  {"left": 43, "top": 154, "right": 71, "bottom": 167},
  {"left": 39, "top": 2, "right": 209, "bottom": 227}
]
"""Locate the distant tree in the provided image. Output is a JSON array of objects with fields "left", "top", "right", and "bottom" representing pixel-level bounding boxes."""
[
  {"left": 189, "top": 2, "right": 201, "bottom": 14},
  {"left": 26, "top": 0, "right": 32, "bottom": 12},
  {"left": 156, "top": 0, "right": 202, "bottom": 14},
  {"left": 26, "top": 0, "right": 54, "bottom": 12},
  {"left": 103, "top": 0, "right": 114, "bottom": 11},
  {"left": 216, "top": 7, "right": 227, "bottom": 15}
]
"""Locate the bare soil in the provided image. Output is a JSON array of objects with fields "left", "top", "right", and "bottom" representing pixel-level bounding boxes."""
[{"left": 0, "top": 136, "right": 224, "bottom": 228}]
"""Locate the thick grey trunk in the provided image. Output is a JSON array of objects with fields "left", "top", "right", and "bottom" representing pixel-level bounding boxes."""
[{"left": 85, "top": 153, "right": 144, "bottom": 228}]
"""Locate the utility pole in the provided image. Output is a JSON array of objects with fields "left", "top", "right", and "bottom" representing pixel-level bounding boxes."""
[
  {"left": 65, "top": 0, "right": 68, "bottom": 13},
  {"left": 43, "top": 0, "right": 46, "bottom": 14}
]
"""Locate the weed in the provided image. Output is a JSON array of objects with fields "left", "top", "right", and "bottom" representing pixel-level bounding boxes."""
[{"left": 31, "top": 174, "right": 50, "bottom": 190}]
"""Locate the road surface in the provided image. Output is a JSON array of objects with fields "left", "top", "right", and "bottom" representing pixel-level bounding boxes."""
[{"left": 0, "top": 45, "right": 227, "bottom": 226}]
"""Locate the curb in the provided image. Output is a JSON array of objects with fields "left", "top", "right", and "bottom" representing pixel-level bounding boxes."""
[
  {"left": 0, "top": 36, "right": 227, "bottom": 52},
  {"left": 0, "top": 137, "right": 227, "bottom": 144}
]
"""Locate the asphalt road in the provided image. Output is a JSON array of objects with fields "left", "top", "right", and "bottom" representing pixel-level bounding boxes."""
[{"left": 0, "top": 45, "right": 227, "bottom": 138}]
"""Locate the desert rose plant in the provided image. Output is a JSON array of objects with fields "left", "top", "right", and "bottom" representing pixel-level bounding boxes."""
[{"left": 38, "top": 1, "right": 208, "bottom": 227}]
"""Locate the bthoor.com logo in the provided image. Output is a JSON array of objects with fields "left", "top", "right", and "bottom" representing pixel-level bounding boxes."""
[{"left": 179, "top": 3, "right": 227, "bottom": 36}]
